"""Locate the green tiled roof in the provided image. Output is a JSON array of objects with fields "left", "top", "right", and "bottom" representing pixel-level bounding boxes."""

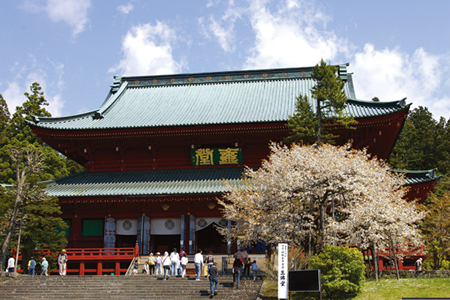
[
  {"left": 29, "top": 66, "right": 409, "bottom": 131},
  {"left": 44, "top": 168, "right": 246, "bottom": 197},
  {"left": 396, "top": 169, "right": 442, "bottom": 186},
  {"left": 43, "top": 168, "right": 439, "bottom": 198}
]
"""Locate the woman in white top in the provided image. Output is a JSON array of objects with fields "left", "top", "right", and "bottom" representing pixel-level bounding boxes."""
[
  {"left": 170, "top": 248, "right": 180, "bottom": 276},
  {"left": 162, "top": 251, "right": 171, "bottom": 280}
]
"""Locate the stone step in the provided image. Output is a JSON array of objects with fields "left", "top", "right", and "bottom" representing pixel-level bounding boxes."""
[{"left": 0, "top": 275, "right": 263, "bottom": 299}]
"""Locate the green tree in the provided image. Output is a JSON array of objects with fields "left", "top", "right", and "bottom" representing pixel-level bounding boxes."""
[
  {"left": 309, "top": 244, "right": 365, "bottom": 300},
  {"left": 389, "top": 106, "right": 440, "bottom": 171},
  {"left": 420, "top": 192, "right": 450, "bottom": 270},
  {"left": 286, "top": 59, "right": 356, "bottom": 145},
  {"left": 0, "top": 83, "right": 81, "bottom": 270}
]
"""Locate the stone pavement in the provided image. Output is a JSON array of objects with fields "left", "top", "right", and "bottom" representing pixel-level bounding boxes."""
[{"left": 0, "top": 274, "right": 263, "bottom": 299}]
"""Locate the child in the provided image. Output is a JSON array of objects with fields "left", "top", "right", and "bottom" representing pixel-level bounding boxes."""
[
  {"left": 252, "top": 260, "right": 258, "bottom": 281},
  {"left": 133, "top": 261, "right": 139, "bottom": 275}
]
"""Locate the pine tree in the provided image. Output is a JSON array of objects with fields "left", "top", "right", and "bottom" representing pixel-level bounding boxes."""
[{"left": 286, "top": 59, "right": 356, "bottom": 145}]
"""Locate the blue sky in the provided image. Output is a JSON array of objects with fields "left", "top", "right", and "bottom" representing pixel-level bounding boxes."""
[{"left": 1, "top": 0, "right": 449, "bottom": 120}]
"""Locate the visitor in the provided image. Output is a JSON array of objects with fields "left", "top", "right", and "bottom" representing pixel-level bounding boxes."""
[
  {"left": 232, "top": 258, "right": 242, "bottom": 289},
  {"left": 208, "top": 262, "right": 219, "bottom": 298},
  {"left": 58, "top": 249, "right": 68, "bottom": 276},
  {"left": 170, "top": 248, "right": 180, "bottom": 276},
  {"left": 28, "top": 257, "right": 36, "bottom": 276},
  {"left": 142, "top": 261, "right": 149, "bottom": 274},
  {"left": 155, "top": 252, "right": 162, "bottom": 276},
  {"left": 162, "top": 251, "right": 171, "bottom": 280},
  {"left": 181, "top": 254, "right": 188, "bottom": 277},
  {"left": 148, "top": 253, "right": 156, "bottom": 275},
  {"left": 244, "top": 254, "right": 252, "bottom": 278},
  {"left": 7, "top": 256, "right": 15, "bottom": 273},
  {"left": 206, "top": 251, "right": 215, "bottom": 273},
  {"left": 41, "top": 257, "right": 48, "bottom": 276},
  {"left": 179, "top": 248, "right": 186, "bottom": 259},
  {"left": 252, "top": 260, "right": 258, "bottom": 281},
  {"left": 194, "top": 249, "right": 203, "bottom": 281},
  {"left": 133, "top": 261, "right": 139, "bottom": 275}
]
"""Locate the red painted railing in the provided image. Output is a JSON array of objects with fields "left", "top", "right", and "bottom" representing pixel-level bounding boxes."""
[{"left": 13, "top": 246, "right": 139, "bottom": 275}]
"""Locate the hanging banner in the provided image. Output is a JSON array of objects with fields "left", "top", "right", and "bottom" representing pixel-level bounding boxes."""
[
  {"left": 195, "top": 218, "right": 228, "bottom": 231},
  {"left": 151, "top": 218, "right": 181, "bottom": 235},
  {"left": 190, "top": 147, "right": 243, "bottom": 166},
  {"left": 116, "top": 219, "right": 138, "bottom": 235},
  {"left": 278, "top": 243, "right": 288, "bottom": 300}
]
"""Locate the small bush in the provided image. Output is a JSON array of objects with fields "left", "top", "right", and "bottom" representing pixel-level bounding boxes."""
[{"left": 309, "top": 244, "right": 365, "bottom": 300}]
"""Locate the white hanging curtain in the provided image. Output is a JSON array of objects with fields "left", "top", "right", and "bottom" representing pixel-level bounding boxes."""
[
  {"left": 116, "top": 219, "right": 138, "bottom": 235},
  {"left": 151, "top": 218, "right": 181, "bottom": 235},
  {"left": 195, "top": 218, "right": 228, "bottom": 231}
]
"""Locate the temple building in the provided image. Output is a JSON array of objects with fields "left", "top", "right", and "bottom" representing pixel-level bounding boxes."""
[{"left": 29, "top": 65, "right": 439, "bottom": 257}]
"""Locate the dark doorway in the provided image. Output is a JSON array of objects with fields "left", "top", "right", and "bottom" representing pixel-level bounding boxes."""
[
  {"left": 116, "top": 235, "right": 137, "bottom": 248},
  {"left": 150, "top": 235, "right": 181, "bottom": 254},
  {"left": 196, "top": 223, "right": 226, "bottom": 254}
]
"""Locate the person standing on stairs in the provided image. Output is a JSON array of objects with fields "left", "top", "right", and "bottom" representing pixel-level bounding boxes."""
[
  {"left": 162, "top": 251, "right": 171, "bottom": 280},
  {"left": 208, "top": 262, "right": 219, "bottom": 298},
  {"left": 58, "top": 249, "right": 68, "bottom": 276}
]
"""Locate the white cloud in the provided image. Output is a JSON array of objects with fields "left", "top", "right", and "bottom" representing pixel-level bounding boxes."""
[
  {"left": 243, "top": 0, "right": 346, "bottom": 69},
  {"left": 109, "top": 22, "right": 183, "bottom": 76},
  {"left": 1, "top": 56, "right": 65, "bottom": 117},
  {"left": 200, "top": 2, "right": 242, "bottom": 53},
  {"left": 22, "top": 0, "right": 91, "bottom": 38},
  {"left": 117, "top": 3, "right": 134, "bottom": 14},
  {"left": 350, "top": 44, "right": 450, "bottom": 119}
]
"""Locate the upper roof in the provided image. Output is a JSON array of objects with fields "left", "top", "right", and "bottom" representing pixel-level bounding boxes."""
[
  {"left": 29, "top": 65, "right": 409, "bottom": 131},
  {"left": 43, "top": 167, "right": 439, "bottom": 198}
]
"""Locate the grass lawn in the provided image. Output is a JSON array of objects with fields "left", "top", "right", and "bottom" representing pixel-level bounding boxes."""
[
  {"left": 261, "top": 277, "right": 450, "bottom": 299},
  {"left": 354, "top": 278, "right": 450, "bottom": 300}
]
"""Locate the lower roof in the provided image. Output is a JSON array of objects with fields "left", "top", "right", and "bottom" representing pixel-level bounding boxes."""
[
  {"left": 43, "top": 168, "right": 440, "bottom": 198},
  {"left": 44, "top": 168, "right": 246, "bottom": 197}
]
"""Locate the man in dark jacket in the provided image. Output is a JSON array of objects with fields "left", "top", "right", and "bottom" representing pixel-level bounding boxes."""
[{"left": 208, "top": 262, "right": 219, "bottom": 298}]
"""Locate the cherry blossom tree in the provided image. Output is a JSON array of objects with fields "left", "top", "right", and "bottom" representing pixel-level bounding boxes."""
[{"left": 218, "top": 143, "right": 423, "bottom": 268}]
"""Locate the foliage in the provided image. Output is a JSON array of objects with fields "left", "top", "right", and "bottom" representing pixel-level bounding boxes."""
[
  {"left": 286, "top": 59, "right": 357, "bottom": 145},
  {"left": 389, "top": 106, "right": 450, "bottom": 175},
  {"left": 0, "top": 83, "right": 82, "bottom": 268},
  {"left": 420, "top": 192, "right": 450, "bottom": 270},
  {"left": 218, "top": 143, "right": 418, "bottom": 256},
  {"left": 309, "top": 245, "right": 365, "bottom": 300},
  {"left": 286, "top": 95, "right": 318, "bottom": 145}
]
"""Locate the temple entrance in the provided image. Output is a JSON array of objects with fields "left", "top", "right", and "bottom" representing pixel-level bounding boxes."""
[
  {"left": 116, "top": 235, "right": 137, "bottom": 248},
  {"left": 196, "top": 223, "right": 227, "bottom": 254},
  {"left": 150, "top": 235, "right": 181, "bottom": 254}
]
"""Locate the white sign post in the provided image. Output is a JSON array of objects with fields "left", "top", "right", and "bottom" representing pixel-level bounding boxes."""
[{"left": 278, "top": 242, "right": 288, "bottom": 299}]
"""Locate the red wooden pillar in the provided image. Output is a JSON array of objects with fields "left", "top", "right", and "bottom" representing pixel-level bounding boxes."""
[
  {"left": 378, "top": 258, "right": 384, "bottom": 271},
  {"left": 80, "top": 262, "right": 85, "bottom": 275},
  {"left": 115, "top": 261, "right": 120, "bottom": 275},
  {"left": 72, "top": 217, "right": 81, "bottom": 247},
  {"left": 398, "top": 259, "right": 404, "bottom": 270},
  {"left": 97, "top": 262, "right": 102, "bottom": 275}
]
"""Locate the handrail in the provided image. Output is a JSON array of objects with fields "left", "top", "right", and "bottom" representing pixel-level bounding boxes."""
[{"left": 125, "top": 257, "right": 138, "bottom": 276}]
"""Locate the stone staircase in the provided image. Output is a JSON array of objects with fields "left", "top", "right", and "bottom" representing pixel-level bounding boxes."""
[{"left": 0, "top": 274, "right": 263, "bottom": 299}]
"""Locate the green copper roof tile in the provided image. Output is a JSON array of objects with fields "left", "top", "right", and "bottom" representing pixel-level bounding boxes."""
[
  {"left": 43, "top": 167, "right": 439, "bottom": 198},
  {"left": 29, "top": 66, "right": 409, "bottom": 131}
]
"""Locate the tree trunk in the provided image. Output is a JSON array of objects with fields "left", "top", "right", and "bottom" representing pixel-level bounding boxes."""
[
  {"left": 316, "top": 98, "right": 322, "bottom": 144},
  {"left": 0, "top": 191, "right": 22, "bottom": 271},
  {"left": 373, "top": 243, "right": 379, "bottom": 282}
]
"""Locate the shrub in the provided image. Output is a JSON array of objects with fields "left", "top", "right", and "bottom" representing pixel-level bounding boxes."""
[{"left": 309, "top": 244, "right": 365, "bottom": 300}]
